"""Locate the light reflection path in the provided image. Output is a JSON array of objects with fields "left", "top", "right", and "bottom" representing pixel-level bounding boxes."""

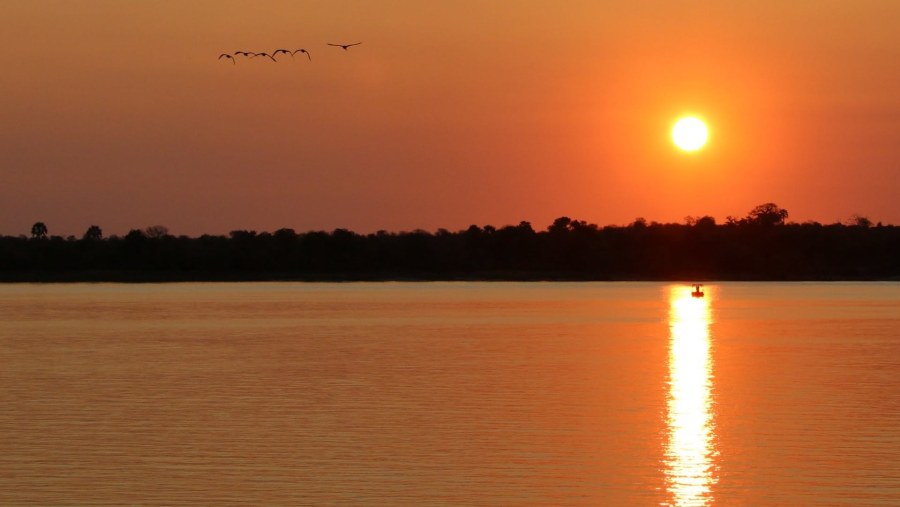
[{"left": 664, "top": 286, "right": 717, "bottom": 506}]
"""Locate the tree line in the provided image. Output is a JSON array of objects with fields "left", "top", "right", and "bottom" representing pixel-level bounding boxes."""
[{"left": 3, "top": 203, "right": 898, "bottom": 281}]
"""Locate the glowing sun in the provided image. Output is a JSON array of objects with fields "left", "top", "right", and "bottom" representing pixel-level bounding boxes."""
[{"left": 672, "top": 117, "right": 709, "bottom": 152}]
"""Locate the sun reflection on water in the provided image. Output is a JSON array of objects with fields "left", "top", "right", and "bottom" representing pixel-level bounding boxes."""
[{"left": 664, "top": 286, "right": 717, "bottom": 506}]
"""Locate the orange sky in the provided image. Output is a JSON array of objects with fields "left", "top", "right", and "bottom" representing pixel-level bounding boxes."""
[{"left": 1, "top": 1, "right": 898, "bottom": 236}]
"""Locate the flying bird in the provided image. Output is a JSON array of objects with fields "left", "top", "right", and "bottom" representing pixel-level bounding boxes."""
[
  {"left": 218, "top": 53, "right": 235, "bottom": 65},
  {"left": 273, "top": 49, "right": 292, "bottom": 59},
  {"left": 327, "top": 42, "right": 362, "bottom": 50},
  {"left": 292, "top": 48, "right": 311, "bottom": 60},
  {"left": 252, "top": 52, "right": 278, "bottom": 62},
  {"left": 233, "top": 51, "right": 253, "bottom": 57}
]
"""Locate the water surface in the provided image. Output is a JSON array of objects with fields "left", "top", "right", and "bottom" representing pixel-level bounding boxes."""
[{"left": 1, "top": 282, "right": 898, "bottom": 505}]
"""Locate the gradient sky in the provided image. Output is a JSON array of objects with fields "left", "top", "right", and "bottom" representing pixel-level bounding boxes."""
[{"left": 2, "top": 1, "right": 898, "bottom": 236}]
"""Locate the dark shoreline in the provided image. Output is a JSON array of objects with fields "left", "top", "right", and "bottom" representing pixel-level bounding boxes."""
[{"left": 7, "top": 210, "right": 900, "bottom": 283}]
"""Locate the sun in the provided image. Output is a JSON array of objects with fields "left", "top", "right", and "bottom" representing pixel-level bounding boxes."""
[{"left": 672, "top": 117, "right": 709, "bottom": 152}]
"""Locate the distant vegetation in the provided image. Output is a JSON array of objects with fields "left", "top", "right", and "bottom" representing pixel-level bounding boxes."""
[{"left": 2, "top": 204, "right": 898, "bottom": 281}]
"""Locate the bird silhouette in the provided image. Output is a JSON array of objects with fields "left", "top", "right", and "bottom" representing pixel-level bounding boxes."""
[
  {"left": 292, "top": 48, "right": 311, "bottom": 60},
  {"left": 233, "top": 51, "right": 253, "bottom": 57},
  {"left": 218, "top": 53, "right": 235, "bottom": 65},
  {"left": 252, "top": 52, "right": 278, "bottom": 62},
  {"left": 327, "top": 42, "right": 362, "bottom": 50},
  {"left": 273, "top": 49, "right": 292, "bottom": 59}
]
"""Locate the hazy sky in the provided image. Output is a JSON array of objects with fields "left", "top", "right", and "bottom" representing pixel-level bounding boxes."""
[{"left": 2, "top": 1, "right": 898, "bottom": 236}]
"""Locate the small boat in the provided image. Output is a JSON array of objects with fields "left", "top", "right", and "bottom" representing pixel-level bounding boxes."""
[{"left": 691, "top": 284, "right": 705, "bottom": 298}]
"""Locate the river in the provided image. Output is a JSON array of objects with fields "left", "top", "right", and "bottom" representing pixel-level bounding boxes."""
[{"left": 1, "top": 282, "right": 898, "bottom": 505}]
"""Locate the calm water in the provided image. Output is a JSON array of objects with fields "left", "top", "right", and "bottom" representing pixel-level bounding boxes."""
[{"left": 1, "top": 282, "right": 898, "bottom": 505}]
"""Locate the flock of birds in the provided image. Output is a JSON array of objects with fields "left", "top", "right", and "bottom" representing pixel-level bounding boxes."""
[{"left": 218, "top": 43, "right": 361, "bottom": 64}]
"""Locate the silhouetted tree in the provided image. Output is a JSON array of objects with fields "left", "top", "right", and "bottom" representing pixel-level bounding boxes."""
[
  {"left": 31, "top": 222, "right": 48, "bottom": 239},
  {"left": 516, "top": 221, "right": 535, "bottom": 234},
  {"left": 83, "top": 225, "right": 103, "bottom": 241},
  {"left": 747, "top": 203, "right": 789, "bottom": 226},
  {"left": 229, "top": 230, "right": 257, "bottom": 241},
  {"left": 847, "top": 214, "right": 873, "bottom": 228},
  {"left": 548, "top": 217, "right": 572, "bottom": 233},
  {"left": 694, "top": 216, "right": 716, "bottom": 228},
  {"left": 125, "top": 229, "right": 146, "bottom": 241},
  {"left": 273, "top": 228, "right": 298, "bottom": 241},
  {"left": 144, "top": 225, "right": 169, "bottom": 239},
  {"left": 630, "top": 217, "right": 648, "bottom": 229}
]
